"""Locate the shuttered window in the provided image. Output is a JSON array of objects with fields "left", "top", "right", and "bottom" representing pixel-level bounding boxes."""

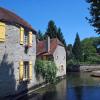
[
  {"left": 19, "top": 61, "right": 24, "bottom": 81},
  {"left": 20, "top": 27, "right": 24, "bottom": 45},
  {"left": 29, "top": 61, "right": 32, "bottom": 80},
  {"left": 29, "top": 31, "right": 32, "bottom": 47},
  {"left": 0, "top": 22, "right": 5, "bottom": 42}
]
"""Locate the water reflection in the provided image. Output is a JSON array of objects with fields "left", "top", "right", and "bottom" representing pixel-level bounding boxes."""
[
  {"left": 39, "top": 79, "right": 67, "bottom": 100},
  {"left": 9, "top": 78, "right": 66, "bottom": 100},
  {"left": 67, "top": 72, "right": 100, "bottom": 100}
]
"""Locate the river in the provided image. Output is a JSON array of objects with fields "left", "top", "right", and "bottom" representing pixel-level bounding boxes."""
[
  {"left": 13, "top": 78, "right": 66, "bottom": 100},
  {"left": 67, "top": 72, "right": 100, "bottom": 100}
]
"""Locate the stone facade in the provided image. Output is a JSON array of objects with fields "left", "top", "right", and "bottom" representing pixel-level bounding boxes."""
[{"left": 0, "top": 23, "right": 38, "bottom": 97}]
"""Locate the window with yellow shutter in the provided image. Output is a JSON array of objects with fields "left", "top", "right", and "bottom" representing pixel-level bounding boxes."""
[
  {"left": 20, "top": 27, "right": 24, "bottom": 45},
  {"left": 19, "top": 61, "right": 24, "bottom": 81},
  {"left": 0, "top": 22, "right": 5, "bottom": 42},
  {"left": 29, "top": 31, "right": 32, "bottom": 47},
  {"left": 19, "top": 61, "right": 32, "bottom": 81},
  {"left": 29, "top": 61, "right": 32, "bottom": 80}
]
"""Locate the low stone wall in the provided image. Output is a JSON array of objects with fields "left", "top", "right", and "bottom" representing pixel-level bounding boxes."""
[{"left": 80, "top": 65, "right": 100, "bottom": 72}]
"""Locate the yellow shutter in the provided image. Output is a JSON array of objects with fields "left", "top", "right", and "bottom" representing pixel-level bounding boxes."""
[
  {"left": 29, "top": 31, "right": 32, "bottom": 47},
  {"left": 19, "top": 61, "right": 24, "bottom": 81},
  {"left": 20, "top": 27, "right": 24, "bottom": 45},
  {"left": 29, "top": 61, "right": 32, "bottom": 80},
  {"left": 0, "top": 22, "right": 5, "bottom": 42}
]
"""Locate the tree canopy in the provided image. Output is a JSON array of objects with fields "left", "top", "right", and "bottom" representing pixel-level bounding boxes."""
[
  {"left": 44, "top": 20, "right": 66, "bottom": 46},
  {"left": 86, "top": 0, "right": 100, "bottom": 34},
  {"left": 72, "top": 33, "right": 82, "bottom": 62}
]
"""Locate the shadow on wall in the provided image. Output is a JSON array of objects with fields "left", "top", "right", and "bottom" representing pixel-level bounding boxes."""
[
  {"left": 0, "top": 54, "right": 29, "bottom": 100},
  {"left": 0, "top": 53, "right": 16, "bottom": 97}
]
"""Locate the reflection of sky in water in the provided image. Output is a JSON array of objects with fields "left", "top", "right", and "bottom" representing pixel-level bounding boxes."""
[{"left": 67, "top": 72, "right": 100, "bottom": 100}]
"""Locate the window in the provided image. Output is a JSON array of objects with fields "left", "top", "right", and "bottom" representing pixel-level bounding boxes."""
[
  {"left": 0, "top": 22, "right": 5, "bottom": 42},
  {"left": 23, "top": 61, "right": 29, "bottom": 80},
  {"left": 20, "top": 28, "right": 33, "bottom": 47},
  {"left": 19, "top": 61, "right": 32, "bottom": 81},
  {"left": 43, "top": 56, "right": 47, "bottom": 60}
]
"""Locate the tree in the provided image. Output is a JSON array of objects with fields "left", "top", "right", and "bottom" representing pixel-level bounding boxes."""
[
  {"left": 72, "top": 33, "right": 82, "bottom": 61},
  {"left": 81, "top": 37, "right": 100, "bottom": 63},
  {"left": 81, "top": 37, "right": 97, "bottom": 61},
  {"left": 45, "top": 20, "right": 57, "bottom": 38},
  {"left": 37, "top": 30, "right": 44, "bottom": 41},
  {"left": 67, "top": 44, "right": 73, "bottom": 60},
  {"left": 86, "top": 0, "right": 100, "bottom": 34},
  {"left": 57, "top": 28, "right": 66, "bottom": 46},
  {"left": 45, "top": 20, "right": 66, "bottom": 46}
]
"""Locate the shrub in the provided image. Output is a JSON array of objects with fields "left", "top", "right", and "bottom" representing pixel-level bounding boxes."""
[{"left": 35, "top": 60, "right": 57, "bottom": 83}]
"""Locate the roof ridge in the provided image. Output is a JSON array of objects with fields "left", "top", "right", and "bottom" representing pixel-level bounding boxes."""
[{"left": 0, "top": 7, "right": 36, "bottom": 33}]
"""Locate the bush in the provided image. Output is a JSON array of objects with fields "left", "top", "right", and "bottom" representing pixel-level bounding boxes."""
[
  {"left": 67, "top": 59, "right": 80, "bottom": 72},
  {"left": 35, "top": 60, "right": 57, "bottom": 83},
  {"left": 87, "top": 55, "right": 100, "bottom": 64}
]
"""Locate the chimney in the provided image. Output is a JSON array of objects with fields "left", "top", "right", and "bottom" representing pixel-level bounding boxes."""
[{"left": 46, "top": 36, "right": 50, "bottom": 52}]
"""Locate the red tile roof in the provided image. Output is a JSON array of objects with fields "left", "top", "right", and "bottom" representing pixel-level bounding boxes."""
[
  {"left": 37, "top": 38, "right": 64, "bottom": 56},
  {"left": 0, "top": 7, "right": 36, "bottom": 34}
]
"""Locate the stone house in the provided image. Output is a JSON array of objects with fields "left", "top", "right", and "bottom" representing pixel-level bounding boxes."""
[
  {"left": 37, "top": 37, "right": 66, "bottom": 77},
  {"left": 0, "top": 7, "right": 38, "bottom": 97}
]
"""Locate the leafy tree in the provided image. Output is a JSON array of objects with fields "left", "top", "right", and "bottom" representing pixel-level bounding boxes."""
[
  {"left": 72, "top": 33, "right": 82, "bottom": 61},
  {"left": 81, "top": 37, "right": 100, "bottom": 62},
  {"left": 86, "top": 0, "right": 100, "bottom": 34},
  {"left": 81, "top": 37, "right": 96, "bottom": 61}
]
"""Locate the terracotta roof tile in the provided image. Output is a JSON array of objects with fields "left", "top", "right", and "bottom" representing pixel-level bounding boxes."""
[
  {"left": 0, "top": 7, "right": 36, "bottom": 34},
  {"left": 37, "top": 38, "right": 64, "bottom": 56}
]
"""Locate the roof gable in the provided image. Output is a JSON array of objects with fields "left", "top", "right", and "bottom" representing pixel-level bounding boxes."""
[{"left": 37, "top": 38, "right": 65, "bottom": 56}]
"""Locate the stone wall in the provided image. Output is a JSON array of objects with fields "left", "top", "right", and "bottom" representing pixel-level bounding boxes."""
[{"left": 0, "top": 23, "right": 39, "bottom": 97}]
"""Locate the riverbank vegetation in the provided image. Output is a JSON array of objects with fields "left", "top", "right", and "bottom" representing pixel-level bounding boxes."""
[{"left": 67, "top": 33, "right": 100, "bottom": 71}]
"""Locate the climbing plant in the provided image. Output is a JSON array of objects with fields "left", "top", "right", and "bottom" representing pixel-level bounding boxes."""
[{"left": 35, "top": 60, "right": 57, "bottom": 83}]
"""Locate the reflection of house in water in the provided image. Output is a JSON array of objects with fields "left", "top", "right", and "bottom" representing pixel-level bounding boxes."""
[
  {"left": 0, "top": 7, "right": 37, "bottom": 97},
  {"left": 37, "top": 37, "right": 66, "bottom": 76}
]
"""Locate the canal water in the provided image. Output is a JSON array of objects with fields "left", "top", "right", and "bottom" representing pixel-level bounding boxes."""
[
  {"left": 31, "top": 78, "right": 67, "bottom": 100},
  {"left": 67, "top": 72, "right": 100, "bottom": 100},
  {"left": 3, "top": 78, "right": 66, "bottom": 100}
]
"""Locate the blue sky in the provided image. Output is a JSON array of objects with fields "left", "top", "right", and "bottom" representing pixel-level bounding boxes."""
[{"left": 0, "top": 0, "right": 98, "bottom": 44}]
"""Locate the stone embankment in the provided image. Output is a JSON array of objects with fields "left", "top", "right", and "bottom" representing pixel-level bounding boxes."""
[{"left": 80, "top": 65, "right": 100, "bottom": 72}]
